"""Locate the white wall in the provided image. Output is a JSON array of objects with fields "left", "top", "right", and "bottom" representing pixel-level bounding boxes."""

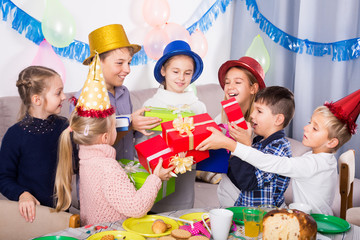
[{"left": 0, "top": 0, "right": 234, "bottom": 97}]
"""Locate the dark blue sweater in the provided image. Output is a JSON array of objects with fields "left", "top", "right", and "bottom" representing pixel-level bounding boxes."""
[{"left": 0, "top": 114, "right": 68, "bottom": 207}]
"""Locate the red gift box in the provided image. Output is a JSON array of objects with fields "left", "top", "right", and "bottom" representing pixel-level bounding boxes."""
[
  {"left": 135, "top": 135, "right": 175, "bottom": 173},
  {"left": 161, "top": 113, "right": 221, "bottom": 153},
  {"left": 221, "top": 97, "right": 248, "bottom": 129}
]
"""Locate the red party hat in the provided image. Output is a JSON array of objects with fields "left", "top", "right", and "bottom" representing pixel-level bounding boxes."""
[{"left": 324, "top": 89, "right": 360, "bottom": 135}]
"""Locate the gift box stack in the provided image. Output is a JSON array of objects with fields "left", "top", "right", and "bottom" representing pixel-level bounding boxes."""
[
  {"left": 135, "top": 113, "right": 222, "bottom": 175},
  {"left": 118, "top": 159, "right": 175, "bottom": 203},
  {"left": 197, "top": 98, "right": 246, "bottom": 173},
  {"left": 144, "top": 106, "right": 195, "bottom": 131}
]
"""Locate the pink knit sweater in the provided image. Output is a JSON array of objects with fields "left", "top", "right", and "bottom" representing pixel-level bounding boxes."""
[{"left": 79, "top": 144, "right": 162, "bottom": 225}]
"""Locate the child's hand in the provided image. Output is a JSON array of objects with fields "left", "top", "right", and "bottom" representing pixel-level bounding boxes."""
[
  {"left": 153, "top": 158, "right": 176, "bottom": 181},
  {"left": 196, "top": 127, "right": 237, "bottom": 152},
  {"left": 228, "top": 122, "right": 252, "bottom": 146},
  {"left": 132, "top": 107, "right": 162, "bottom": 136},
  {"left": 18, "top": 191, "right": 40, "bottom": 222}
]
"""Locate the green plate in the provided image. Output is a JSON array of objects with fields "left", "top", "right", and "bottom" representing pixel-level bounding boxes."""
[
  {"left": 311, "top": 214, "right": 351, "bottom": 233},
  {"left": 226, "top": 207, "right": 267, "bottom": 225}
]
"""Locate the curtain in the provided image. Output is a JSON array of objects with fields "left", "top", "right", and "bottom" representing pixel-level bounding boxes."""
[{"left": 230, "top": 0, "right": 360, "bottom": 177}]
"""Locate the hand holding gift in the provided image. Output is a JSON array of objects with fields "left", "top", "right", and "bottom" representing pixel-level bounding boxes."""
[{"left": 221, "top": 97, "right": 248, "bottom": 129}]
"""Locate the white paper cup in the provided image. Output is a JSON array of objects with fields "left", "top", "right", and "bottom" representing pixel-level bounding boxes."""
[{"left": 289, "top": 203, "right": 312, "bottom": 214}]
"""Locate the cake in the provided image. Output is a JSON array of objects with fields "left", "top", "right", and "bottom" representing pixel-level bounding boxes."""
[{"left": 262, "top": 209, "right": 317, "bottom": 240}]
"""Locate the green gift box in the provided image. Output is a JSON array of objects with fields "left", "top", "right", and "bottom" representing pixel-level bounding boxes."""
[
  {"left": 118, "top": 159, "right": 175, "bottom": 203},
  {"left": 144, "top": 106, "right": 195, "bottom": 131}
]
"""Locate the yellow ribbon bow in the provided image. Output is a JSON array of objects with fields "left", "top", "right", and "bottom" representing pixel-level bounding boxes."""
[
  {"left": 172, "top": 116, "right": 195, "bottom": 136},
  {"left": 170, "top": 152, "right": 194, "bottom": 174}
]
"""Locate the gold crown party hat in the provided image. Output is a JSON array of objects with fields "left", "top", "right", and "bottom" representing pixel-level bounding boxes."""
[{"left": 75, "top": 53, "right": 114, "bottom": 118}]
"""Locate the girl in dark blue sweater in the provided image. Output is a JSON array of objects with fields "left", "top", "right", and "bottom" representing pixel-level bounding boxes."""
[{"left": 0, "top": 66, "right": 68, "bottom": 222}]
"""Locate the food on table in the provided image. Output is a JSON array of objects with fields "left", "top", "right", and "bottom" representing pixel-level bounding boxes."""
[
  {"left": 152, "top": 219, "right": 172, "bottom": 234},
  {"left": 171, "top": 229, "right": 192, "bottom": 239},
  {"left": 100, "top": 235, "right": 115, "bottom": 240},
  {"left": 262, "top": 209, "right": 317, "bottom": 240},
  {"left": 188, "top": 236, "right": 210, "bottom": 240},
  {"left": 158, "top": 236, "right": 176, "bottom": 240}
]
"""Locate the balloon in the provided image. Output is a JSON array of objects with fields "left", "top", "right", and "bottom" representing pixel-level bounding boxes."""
[
  {"left": 128, "top": 25, "right": 151, "bottom": 46},
  {"left": 142, "top": 0, "right": 170, "bottom": 27},
  {"left": 245, "top": 35, "right": 270, "bottom": 73},
  {"left": 164, "top": 22, "right": 191, "bottom": 43},
  {"left": 144, "top": 27, "right": 170, "bottom": 60},
  {"left": 185, "top": 83, "right": 197, "bottom": 96},
  {"left": 190, "top": 29, "right": 208, "bottom": 58},
  {"left": 41, "top": 0, "right": 76, "bottom": 48},
  {"left": 31, "top": 40, "right": 66, "bottom": 84}
]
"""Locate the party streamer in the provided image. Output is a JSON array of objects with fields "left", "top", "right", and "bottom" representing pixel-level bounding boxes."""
[
  {"left": 1, "top": 0, "right": 232, "bottom": 65},
  {"left": 244, "top": 0, "right": 360, "bottom": 61},
  {"left": 2, "top": 0, "right": 359, "bottom": 62}
]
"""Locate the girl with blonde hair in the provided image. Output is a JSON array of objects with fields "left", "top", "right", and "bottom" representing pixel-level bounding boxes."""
[{"left": 55, "top": 54, "right": 174, "bottom": 225}]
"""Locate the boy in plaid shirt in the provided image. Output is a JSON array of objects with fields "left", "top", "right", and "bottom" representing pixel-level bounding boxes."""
[{"left": 226, "top": 86, "right": 295, "bottom": 207}]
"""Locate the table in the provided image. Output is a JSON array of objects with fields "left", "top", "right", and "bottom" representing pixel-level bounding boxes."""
[{"left": 44, "top": 207, "right": 360, "bottom": 240}]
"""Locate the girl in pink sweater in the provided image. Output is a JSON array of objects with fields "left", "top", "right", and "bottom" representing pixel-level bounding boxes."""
[{"left": 54, "top": 53, "right": 174, "bottom": 225}]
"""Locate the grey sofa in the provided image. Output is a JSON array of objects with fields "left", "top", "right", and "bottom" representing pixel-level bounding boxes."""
[{"left": 0, "top": 83, "right": 358, "bottom": 217}]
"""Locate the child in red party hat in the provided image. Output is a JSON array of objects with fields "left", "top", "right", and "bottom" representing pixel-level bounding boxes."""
[
  {"left": 54, "top": 53, "right": 174, "bottom": 225},
  {"left": 197, "top": 89, "right": 360, "bottom": 215}
]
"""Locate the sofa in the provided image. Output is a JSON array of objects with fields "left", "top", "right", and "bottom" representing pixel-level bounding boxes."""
[{"left": 0, "top": 83, "right": 359, "bottom": 217}]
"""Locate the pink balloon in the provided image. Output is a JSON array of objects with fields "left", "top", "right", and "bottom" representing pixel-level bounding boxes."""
[
  {"left": 190, "top": 29, "right": 208, "bottom": 58},
  {"left": 144, "top": 27, "right": 170, "bottom": 60},
  {"left": 164, "top": 22, "right": 191, "bottom": 43},
  {"left": 142, "top": 0, "right": 170, "bottom": 27},
  {"left": 31, "top": 40, "right": 66, "bottom": 84}
]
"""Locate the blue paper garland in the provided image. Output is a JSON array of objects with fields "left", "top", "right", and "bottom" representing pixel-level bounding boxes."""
[
  {"left": 1, "top": 0, "right": 359, "bottom": 62},
  {"left": 0, "top": 0, "right": 232, "bottom": 65},
  {"left": 244, "top": 0, "right": 360, "bottom": 61}
]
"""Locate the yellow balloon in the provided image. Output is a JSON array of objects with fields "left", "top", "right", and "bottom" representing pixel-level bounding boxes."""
[{"left": 245, "top": 35, "right": 270, "bottom": 73}]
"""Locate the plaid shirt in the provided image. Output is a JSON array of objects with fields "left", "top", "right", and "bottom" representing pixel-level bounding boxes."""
[{"left": 234, "top": 130, "right": 291, "bottom": 207}]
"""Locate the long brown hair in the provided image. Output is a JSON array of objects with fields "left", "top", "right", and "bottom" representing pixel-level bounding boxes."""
[
  {"left": 54, "top": 111, "right": 114, "bottom": 211},
  {"left": 221, "top": 66, "right": 259, "bottom": 123},
  {"left": 16, "top": 66, "right": 59, "bottom": 121}
]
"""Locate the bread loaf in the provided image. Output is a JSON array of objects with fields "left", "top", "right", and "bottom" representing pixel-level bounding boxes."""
[
  {"left": 262, "top": 209, "right": 317, "bottom": 240},
  {"left": 152, "top": 219, "right": 170, "bottom": 234}
]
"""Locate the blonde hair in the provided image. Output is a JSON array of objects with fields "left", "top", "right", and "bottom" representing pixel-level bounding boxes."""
[
  {"left": 313, "top": 106, "right": 352, "bottom": 152},
  {"left": 54, "top": 111, "right": 114, "bottom": 211},
  {"left": 221, "top": 66, "right": 259, "bottom": 123},
  {"left": 16, "top": 66, "right": 59, "bottom": 121}
]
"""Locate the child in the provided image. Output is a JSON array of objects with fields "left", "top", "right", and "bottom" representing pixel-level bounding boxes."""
[
  {"left": 0, "top": 66, "right": 67, "bottom": 222},
  {"left": 215, "top": 56, "right": 266, "bottom": 124},
  {"left": 196, "top": 89, "right": 360, "bottom": 215},
  {"left": 143, "top": 40, "right": 206, "bottom": 213},
  {"left": 70, "top": 24, "right": 162, "bottom": 160},
  {"left": 55, "top": 54, "right": 174, "bottom": 225},
  {"left": 198, "top": 56, "right": 266, "bottom": 200},
  {"left": 228, "top": 86, "right": 295, "bottom": 208}
]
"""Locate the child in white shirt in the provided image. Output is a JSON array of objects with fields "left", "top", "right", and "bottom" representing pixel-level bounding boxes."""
[
  {"left": 144, "top": 40, "right": 206, "bottom": 213},
  {"left": 197, "top": 89, "right": 360, "bottom": 215}
]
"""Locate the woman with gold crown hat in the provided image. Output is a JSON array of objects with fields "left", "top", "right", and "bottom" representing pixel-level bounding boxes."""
[{"left": 70, "top": 24, "right": 162, "bottom": 161}]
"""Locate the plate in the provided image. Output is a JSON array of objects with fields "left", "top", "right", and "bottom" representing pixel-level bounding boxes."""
[
  {"left": 33, "top": 237, "right": 78, "bottom": 240},
  {"left": 178, "top": 212, "right": 206, "bottom": 226},
  {"left": 226, "top": 207, "right": 267, "bottom": 225},
  {"left": 122, "top": 215, "right": 179, "bottom": 237},
  {"left": 87, "top": 230, "right": 146, "bottom": 240},
  {"left": 311, "top": 214, "right": 351, "bottom": 233}
]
